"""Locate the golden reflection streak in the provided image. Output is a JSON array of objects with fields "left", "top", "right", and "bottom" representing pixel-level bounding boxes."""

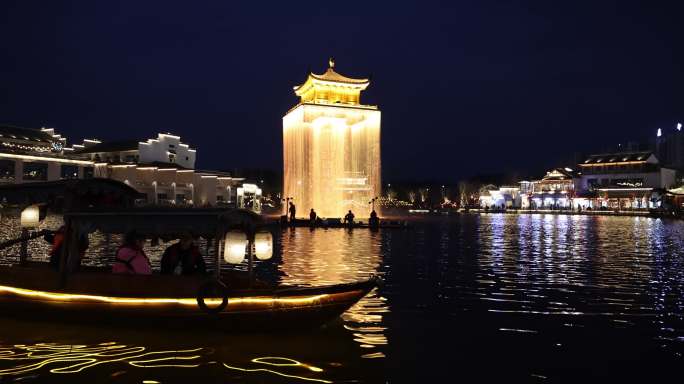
[
  {"left": 128, "top": 353, "right": 203, "bottom": 368},
  {"left": 222, "top": 363, "right": 332, "bottom": 384},
  {"left": 222, "top": 357, "right": 330, "bottom": 383},
  {"left": 0, "top": 343, "right": 203, "bottom": 376},
  {"left": 0, "top": 343, "right": 333, "bottom": 383},
  {"left": 252, "top": 357, "right": 323, "bottom": 372},
  {"left": 361, "top": 352, "right": 385, "bottom": 359},
  {"left": 0, "top": 285, "right": 328, "bottom": 306}
]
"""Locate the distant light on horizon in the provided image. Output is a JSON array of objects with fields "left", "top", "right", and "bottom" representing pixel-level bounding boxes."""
[
  {"left": 678, "top": 123, "right": 682, "bottom": 131},
  {"left": 657, "top": 128, "right": 662, "bottom": 137}
]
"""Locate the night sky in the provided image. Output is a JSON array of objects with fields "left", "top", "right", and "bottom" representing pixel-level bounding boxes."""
[{"left": 1, "top": 1, "right": 683, "bottom": 182}]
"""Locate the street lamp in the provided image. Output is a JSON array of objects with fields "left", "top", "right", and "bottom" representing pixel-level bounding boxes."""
[
  {"left": 20, "top": 204, "right": 42, "bottom": 265},
  {"left": 282, "top": 196, "right": 293, "bottom": 214},
  {"left": 369, "top": 197, "right": 378, "bottom": 212}
]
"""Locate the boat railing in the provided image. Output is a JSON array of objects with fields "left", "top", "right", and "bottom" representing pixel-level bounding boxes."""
[{"left": 0, "top": 230, "right": 48, "bottom": 252}]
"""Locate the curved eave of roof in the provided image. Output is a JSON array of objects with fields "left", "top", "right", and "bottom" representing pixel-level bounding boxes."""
[
  {"left": 310, "top": 68, "right": 369, "bottom": 84},
  {"left": 284, "top": 102, "right": 379, "bottom": 116},
  {"left": 71, "top": 140, "right": 139, "bottom": 154},
  {"left": 293, "top": 69, "right": 370, "bottom": 93},
  {"left": 0, "top": 124, "right": 56, "bottom": 143},
  {"left": 581, "top": 151, "right": 653, "bottom": 164}
]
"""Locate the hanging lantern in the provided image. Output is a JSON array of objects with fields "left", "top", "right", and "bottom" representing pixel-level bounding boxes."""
[
  {"left": 254, "top": 231, "right": 273, "bottom": 260},
  {"left": 224, "top": 230, "right": 247, "bottom": 264},
  {"left": 20, "top": 205, "right": 40, "bottom": 229}
]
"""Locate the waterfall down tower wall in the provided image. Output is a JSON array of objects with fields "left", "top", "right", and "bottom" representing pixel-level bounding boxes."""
[{"left": 283, "top": 60, "right": 381, "bottom": 219}]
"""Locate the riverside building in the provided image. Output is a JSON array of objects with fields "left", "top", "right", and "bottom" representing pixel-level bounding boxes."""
[
  {"left": 0, "top": 125, "right": 255, "bottom": 209},
  {"left": 577, "top": 151, "right": 676, "bottom": 209},
  {"left": 511, "top": 152, "right": 676, "bottom": 211},
  {"left": 0, "top": 124, "right": 93, "bottom": 184},
  {"left": 283, "top": 59, "right": 381, "bottom": 218},
  {"left": 526, "top": 168, "right": 579, "bottom": 209},
  {"left": 69, "top": 133, "right": 244, "bottom": 207}
]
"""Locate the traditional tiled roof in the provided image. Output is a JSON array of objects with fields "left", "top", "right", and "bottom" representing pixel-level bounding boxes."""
[
  {"left": 308, "top": 67, "right": 369, "bottom": 85},
  {"left": 541, "top": 168, "right": 578, "bottom": 181},
  {"left": 581, "top": 151, "right": 653, "bottom": 165},
  {"left": 72, "top": 140, "right": 139, "bottom": 154},
  {"left": 294, "top": 58, "right": 369, "bottom": 91},
  {"left": 0, "top": 124, "right": 55, "bottom": 143}
]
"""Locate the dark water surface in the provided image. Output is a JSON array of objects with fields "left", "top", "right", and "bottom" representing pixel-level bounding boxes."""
[{"left": 1, "top": 214, "right": 684, "bottom": 382}]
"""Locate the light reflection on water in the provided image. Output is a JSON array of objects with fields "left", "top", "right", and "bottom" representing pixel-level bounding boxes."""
[
  {"left": 0, "top": 213, "right": 388, "bottom": 383},
  {"left": 0, "top": 341, "right": 333, "bottom": 383},
  {"left": 1, "top": 213, "right": 684, "bottom": 381}
]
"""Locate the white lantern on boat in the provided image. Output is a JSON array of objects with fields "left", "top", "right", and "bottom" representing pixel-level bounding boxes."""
[
  {"left": 254, "top": 231, "right": 273, "bottom": 260},
  {"left": 20, "top": 205, "right": 40, "bottom": 228},
  {"left": 224, "top": 230, "right": 247, "bottom": 264}
]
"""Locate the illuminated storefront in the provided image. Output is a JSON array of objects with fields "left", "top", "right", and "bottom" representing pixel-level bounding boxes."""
[
  {"left": 479, "top": 186, "right": 521, "bottom": 208},
  {"left": 522, "top": 168, "right": 579, "bottom": 209},
  {"left": 578, "top": 151, "right": 676, "bottom": 210},
  {"left": 237, "top": 183, "right": 262, "bottom": 213},
  {"left": 283, "top": 59, "right": 381, "bottom": 218}
]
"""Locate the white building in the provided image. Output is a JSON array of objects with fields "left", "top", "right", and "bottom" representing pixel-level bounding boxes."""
[
  {"left": 576, "top": 151, "right": 676, "bottom": 209},
  {"left": 139, "top": 133, "right": 196, "bottom": 169},
  {"left": 479, "top": 186, "right": 522, "bottom": 209},
  {"left": 73, "top": 133, "right": 196, "bottom": 169},
  {"left": 70, "top": 133, "right": 244, "bottom": 207},
  {"left": 0, "top": 125, "right": 93, "bottom": 184},
  {"left": 577, "top": 151, "right": 676, "bottom": 192},
  {"left": 0, "top": 125, "right": 255, "bottom": 209}
]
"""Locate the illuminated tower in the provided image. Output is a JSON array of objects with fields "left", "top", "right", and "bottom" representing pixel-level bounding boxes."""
[{"left": 283, "top": 59, "right": 381, "bottom": 218}]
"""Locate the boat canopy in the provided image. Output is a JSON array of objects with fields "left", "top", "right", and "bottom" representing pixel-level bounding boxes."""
[
  {"left": 64, "top": 207, "right": 263, "bottom": 238},
  {"left": 0, "top": 178, "right": 142, "bottom": 208}
]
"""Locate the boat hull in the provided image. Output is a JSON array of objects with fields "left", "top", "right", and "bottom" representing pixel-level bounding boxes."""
[{"left": 0, "top": 266, "right": 377, "bottom": 330}]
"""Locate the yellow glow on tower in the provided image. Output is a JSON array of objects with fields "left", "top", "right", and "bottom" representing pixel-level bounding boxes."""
[{"left": 283, "top": 60, "right": 381, "bottom": 218}]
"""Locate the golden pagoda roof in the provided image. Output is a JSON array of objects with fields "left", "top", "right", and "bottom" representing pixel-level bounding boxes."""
[{"left": 294, "top": 58, "right": 370, "bottom": 92}]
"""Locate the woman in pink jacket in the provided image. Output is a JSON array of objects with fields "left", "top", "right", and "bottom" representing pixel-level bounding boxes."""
[{"left": 113, "top": 231, "right": 152, "bottom": 275}]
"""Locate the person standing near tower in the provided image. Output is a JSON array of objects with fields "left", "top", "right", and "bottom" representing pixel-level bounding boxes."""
[
  {"left": 289, "top": 201, "right": 297, "bottom": 222},
  {"left": 344, "top": 210, "right": 355, "bottom": 227},
  {"left": 309, "top": 208, "right": 317, "bottom": 226}
]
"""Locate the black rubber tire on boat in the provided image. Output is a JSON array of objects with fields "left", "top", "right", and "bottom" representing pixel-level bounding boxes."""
[{"left": 197, "top": 280, "right": 229, "bottom": 315}]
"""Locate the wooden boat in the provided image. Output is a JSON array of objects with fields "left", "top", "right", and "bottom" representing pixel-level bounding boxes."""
[{"left": 0, "top": 207, "right": 379, "bottom": 330}]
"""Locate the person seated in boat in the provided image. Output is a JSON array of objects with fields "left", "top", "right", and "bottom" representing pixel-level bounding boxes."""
[
  {"left": 309, "top": 208, "right": 317, "bottom": 226},
  {"left": 43, "top": 224, "right": 89, "bottom": 270},
  {"left": 369, "top": 209, "right": 380, "bottom": 228},
  {"left": 113, "top": 230, "right": 151, "bottom": 275},
  {"left": 160, "top": 231, "right": 206, "bottom": 276},
  {"left": 343, "top": 210, "right": 355, "bottom": 227}
]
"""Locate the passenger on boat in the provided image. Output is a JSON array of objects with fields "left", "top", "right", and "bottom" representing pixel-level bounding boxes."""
[
  {"left": 112, "top": 231, "right": 151, "bottom": 275},
  {"left": 44, "top": 224, "right": 89, "bottom": 270},
  {"left": 160, "top": 231, "right": 206, "bottom": 275},
  {"left": 343, "top": 210, "right": 355, "bottom": 226}
]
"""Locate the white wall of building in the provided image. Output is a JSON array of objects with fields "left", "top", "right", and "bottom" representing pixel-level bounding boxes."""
[
  {"left": 580, "top": 169, "right": 676, "bottom": 190},
  {"left": 138, "top": 133, "right": 196, "bottom": 169}
]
